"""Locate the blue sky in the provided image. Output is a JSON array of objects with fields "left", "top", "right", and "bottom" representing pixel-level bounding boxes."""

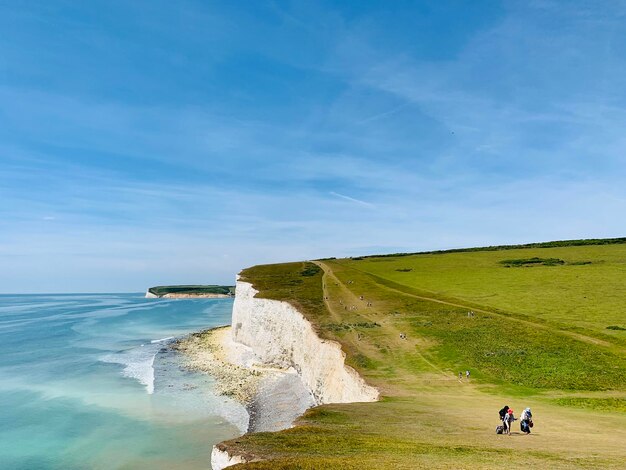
[{"left": 2, "top": 1, "right": 626, "bottom": 292}]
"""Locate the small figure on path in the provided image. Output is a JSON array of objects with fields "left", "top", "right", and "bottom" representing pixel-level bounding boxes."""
[
  {"left": 459, "top": 372, "right": 463, "bottom": 380},
  {"left": 520, "top": 408, "right": 533, "bottom": 434},
  {"left": 466, "top": 370, "right": 470, "bottom": 379},
  {"left": 496, "top": 405, "right": 509, "bottom": 434},
  {"left": 498, "top": 405, "right": 509, "bottom": 423},
  {"left": 400, "top": 333, "right": 406, "bottom": 340},
  {"left": 503, "top": 409, "right": 516, "bottom": 435}
]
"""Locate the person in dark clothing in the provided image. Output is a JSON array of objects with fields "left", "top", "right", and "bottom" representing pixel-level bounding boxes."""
[{"left": 499, "top": 405, "right": 510, "bottom": 423}]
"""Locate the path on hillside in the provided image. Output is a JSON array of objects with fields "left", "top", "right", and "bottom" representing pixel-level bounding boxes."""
[
  {"left": 333, "top": 261, "right": 623, "bottom": 355},
  {"left": 315, "top": 261, "right": 454, "bottom": 380}
]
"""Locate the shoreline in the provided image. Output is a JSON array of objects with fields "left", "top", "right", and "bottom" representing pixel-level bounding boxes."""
[
  {"left": 173, "top": 326, "right": 264, "bottom": 405},
  {"left": 174, "top": 325, "right": 314, "bottom": 433}
]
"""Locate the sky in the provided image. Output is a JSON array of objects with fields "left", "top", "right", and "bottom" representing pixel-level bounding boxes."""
[{"left": 1, "top": 0, "right": 626, "bottom": 293}]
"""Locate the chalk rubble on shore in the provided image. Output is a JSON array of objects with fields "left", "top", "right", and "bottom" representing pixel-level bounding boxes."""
[{"left": 174, "top": 326, "right": 265, "bottom": 404}]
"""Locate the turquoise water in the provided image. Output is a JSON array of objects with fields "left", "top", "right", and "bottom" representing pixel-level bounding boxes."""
[{"left": 0, "top": 294, "right": 245, "bottom": 470}]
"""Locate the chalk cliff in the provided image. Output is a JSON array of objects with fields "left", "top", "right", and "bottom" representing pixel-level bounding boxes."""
[
  {"left": 231, "top": 280, "right": 378, "bottom": 404},
  {"left": 211, "top": 445, "right": 248, "bottom": 469},
  {"left": 145, "top": 289, "right": 158, "bottom": 298},
  {"left": 211, "top": 279, "right": 378, "bottom": 469},
  {"left": 145, "top": 290, "right": 231, "bottom": 299}
]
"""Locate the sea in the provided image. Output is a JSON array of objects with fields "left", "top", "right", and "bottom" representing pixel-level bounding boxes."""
[{"left": 0, "top": 294, "right": 247, "bottom": 470}]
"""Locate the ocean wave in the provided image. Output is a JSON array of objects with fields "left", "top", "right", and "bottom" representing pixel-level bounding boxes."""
[
  {"left": 101, "top": 343, "right": 161, "bottom": 394},
  {"left": 151, "top": 336, "right": 174, "bottom": 343}
]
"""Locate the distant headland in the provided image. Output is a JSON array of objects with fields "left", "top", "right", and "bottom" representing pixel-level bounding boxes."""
[{"left": 145, "top": 285, "right": 235, "bottom": 299}]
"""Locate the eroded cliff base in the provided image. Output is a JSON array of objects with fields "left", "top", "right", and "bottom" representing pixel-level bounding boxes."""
[{"left": 175, "top": 326, "right": 316, "bottom": 435}]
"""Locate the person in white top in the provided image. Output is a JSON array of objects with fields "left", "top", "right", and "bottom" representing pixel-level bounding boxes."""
[
  {"left": 520, "top": 408, "right": 533, "bottom": 434},
  {"left": 503, "top": 409, "right": 516, "bottom": 435}
]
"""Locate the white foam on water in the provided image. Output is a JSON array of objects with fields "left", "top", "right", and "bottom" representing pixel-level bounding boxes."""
[
  {"left": 151, "top": 336, "right": 174, "bottom": 343},
  {"left": 152, "top": 344, "right": 251, "bottom": 433},
  {"left": 101, "top": 343, "right": 161, "bottom": 394}
]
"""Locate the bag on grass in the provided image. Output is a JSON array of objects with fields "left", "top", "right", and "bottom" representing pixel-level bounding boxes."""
[{"left": 496, "top": 425, "right": 504, "bottom": 434}]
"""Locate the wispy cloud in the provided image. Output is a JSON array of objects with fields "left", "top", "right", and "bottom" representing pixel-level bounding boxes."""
[
  {"left": 355, "top": 103, "right": 409, "bottom": 125},
  {"left": 329, "top": 191, "right": 375, "bottom": 208}
]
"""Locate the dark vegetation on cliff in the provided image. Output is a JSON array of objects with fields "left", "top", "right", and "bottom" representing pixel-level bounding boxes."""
[
  {"left": 339, "top": 236, "right": 626, "bottom": 260},
  {"left": 147, "top": 285, "right": 235, "bottom": 296}
]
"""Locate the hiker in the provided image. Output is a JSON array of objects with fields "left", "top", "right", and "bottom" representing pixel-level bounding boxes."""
[
  {"left": 520, "top": 408, "right": 533, "bottom": 434},
  {"left": 503, "top": 409, "right": 516, "bottom": 435},
  {"left": 498, "top": 405, "right": 510, "bottom": 423},
  {"left": 466, "top": 370, "right": 470, "bottom": 379},
  {"left": 496, "top": 405, "right": 509, "bottom": 434},
  {"left": 459, "top": 372, "right": 463, "bottom": 380}
]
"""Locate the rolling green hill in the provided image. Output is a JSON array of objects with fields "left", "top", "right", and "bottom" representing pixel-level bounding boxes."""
[
  {"left": 224, "top": 239, "right": 626, "bottom": 469},
  {"left": 338, "top": 242, "right": 626, "bottom": 340}
]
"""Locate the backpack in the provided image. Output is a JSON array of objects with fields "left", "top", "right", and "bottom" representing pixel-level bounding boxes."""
[{"left": 496, "top": 425, "right": 504, "bottom": 434}]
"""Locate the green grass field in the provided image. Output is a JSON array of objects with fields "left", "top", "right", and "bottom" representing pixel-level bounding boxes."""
[
  {"left": 339, "top": 243, "right": 626, "bottom": 340},
  {"left": 223, "top": 240, "right": 626, "bottom": 469}
]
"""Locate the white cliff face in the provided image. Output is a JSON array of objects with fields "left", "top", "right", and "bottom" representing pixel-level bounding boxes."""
[
  {"left": 231, "top": 280, "right": 379, "bottom": 405},
  {"left": 145, "top": 290, "right": 158, "bottom": 298},
  {"left": 211, "top": 446, "right": 248, "bottom": 469}
]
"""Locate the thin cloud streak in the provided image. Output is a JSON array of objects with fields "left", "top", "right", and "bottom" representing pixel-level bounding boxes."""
[{"left": 329, "top": 191, "right": 376, "bottom": 208}]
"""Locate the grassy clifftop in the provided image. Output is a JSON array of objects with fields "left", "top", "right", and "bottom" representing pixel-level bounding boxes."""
[
  {"left": 225, "top": 241, "right": 626, "bottom": 469},
  {"left": 239, "top": 262, "right": 325, "bottom": 321}
]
